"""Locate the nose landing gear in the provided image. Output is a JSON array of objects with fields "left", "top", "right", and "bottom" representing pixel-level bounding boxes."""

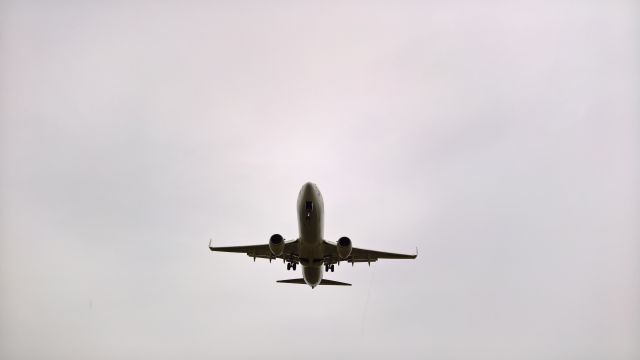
[{"left": 305, "top": 201, "right": 313, "bottom": 222}]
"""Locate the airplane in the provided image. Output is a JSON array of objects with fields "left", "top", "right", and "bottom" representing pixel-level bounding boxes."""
[{"left": 208, "top": 182, "right": 418, "bottom": 288}]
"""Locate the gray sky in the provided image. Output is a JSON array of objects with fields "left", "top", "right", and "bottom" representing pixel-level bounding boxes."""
[{"left": 1, "top": 1, "right": 638, "bottom": 359}]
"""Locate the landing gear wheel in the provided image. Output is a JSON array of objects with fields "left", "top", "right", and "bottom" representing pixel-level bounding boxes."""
[
  {"left": 331, "top": 265, "right": 335, "bottom": 272},
  {"left": 292, "top": 263, "right": 297, "bottom": 271},
  {"left": 287, "top": 263, "right": 291, "bottom": 270}
]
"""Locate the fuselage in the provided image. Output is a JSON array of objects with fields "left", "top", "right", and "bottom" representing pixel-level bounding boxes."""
[{"left": 296, "top": 182, "right": 325, "bottom": 288}]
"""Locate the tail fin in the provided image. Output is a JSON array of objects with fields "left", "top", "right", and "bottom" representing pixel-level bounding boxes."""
[{"left": 276, "top": 278, "right": 352, "bottom": 286}]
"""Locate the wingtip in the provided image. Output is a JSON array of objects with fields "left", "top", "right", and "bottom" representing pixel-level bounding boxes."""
[
  {"left": 209, "top": 238, "right": 213, "bottom": 250},
  {"left": 415, "top": 247, "right": 419, "bottom": 258}
]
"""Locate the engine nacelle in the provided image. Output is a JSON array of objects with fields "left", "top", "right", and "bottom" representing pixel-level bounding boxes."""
[
  {"left": 337, "top": 236, "right": 352, "bottom": 259},
  {"left": 269, "top": 234, "right": 285, "bottom": 256}
]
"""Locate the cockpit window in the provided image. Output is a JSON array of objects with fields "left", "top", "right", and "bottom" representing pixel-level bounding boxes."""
[{"left": 305, "top": 201, "right": 313, "bottom": 212}]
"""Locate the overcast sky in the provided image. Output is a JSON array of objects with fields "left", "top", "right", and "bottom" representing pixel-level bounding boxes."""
[{"left": 1, "top": 1, "right": 638, "bottom": 359}]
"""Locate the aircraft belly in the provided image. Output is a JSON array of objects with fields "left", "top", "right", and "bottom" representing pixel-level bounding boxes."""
[
  {"left": 298, "top": 216, "right": 323, "bottom": 241},
  {"left": 299, "top": 237, "right": 324, "bottom": 262}
]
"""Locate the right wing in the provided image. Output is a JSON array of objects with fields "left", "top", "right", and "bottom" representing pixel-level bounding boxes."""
[
  {"left": 349, "top": 247, "right": 418, "bottom": 261},
  {"left": 209, "top": 239, "right": 299, "bottom": 262},
  {"left": 323, "top": 240, "right": 417, "bottom": 265}
]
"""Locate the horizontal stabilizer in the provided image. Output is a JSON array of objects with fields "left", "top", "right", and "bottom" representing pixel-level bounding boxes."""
[
  {"left": 319, "top": 279, "right": 352, "bottom": 286},
  {"left": 276, "top": 278, "right": 352, "bottom": 286},
  {"left": 276, "top": 278, "right": 306, "bottom": 284}
]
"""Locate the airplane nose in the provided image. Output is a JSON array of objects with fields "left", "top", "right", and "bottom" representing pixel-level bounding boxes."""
[{"left": 302, "top": 182, "right": 315, "bottom": 195}]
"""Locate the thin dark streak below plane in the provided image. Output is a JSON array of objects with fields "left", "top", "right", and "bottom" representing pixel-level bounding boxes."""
[{"left": 209, "top": 182, "right": 417, "bottom": 288}]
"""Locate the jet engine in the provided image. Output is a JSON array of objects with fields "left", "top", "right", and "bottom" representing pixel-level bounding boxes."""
[
  {"left": 337, "top": 236, "right": 352, "bottom": 259},
  {"left": 269, "top": 234, "right": 285, "bottom": 256}
]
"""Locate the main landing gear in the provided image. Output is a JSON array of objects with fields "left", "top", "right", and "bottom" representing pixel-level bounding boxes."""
[
  {"left": 287, "top": 263, "right": 297, "bottom": 271},
  {"left": 324, "top": 264, "right": 335, "bottom": 272}
]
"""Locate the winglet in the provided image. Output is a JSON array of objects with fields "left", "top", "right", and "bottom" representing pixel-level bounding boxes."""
[
  {"left": 209, "top": 238, "right": 213, "bottom": 250},
  {"left": 416, "top": 247, "right": 419, "bottom": 257}
]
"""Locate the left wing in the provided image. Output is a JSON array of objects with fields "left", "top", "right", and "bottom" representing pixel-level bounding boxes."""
[
  {"left": 322, "top": 240, "right": 417, "bottom": 265},
  {"left": 209, "top": 239, "right": 300, "bottom": 262}
]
